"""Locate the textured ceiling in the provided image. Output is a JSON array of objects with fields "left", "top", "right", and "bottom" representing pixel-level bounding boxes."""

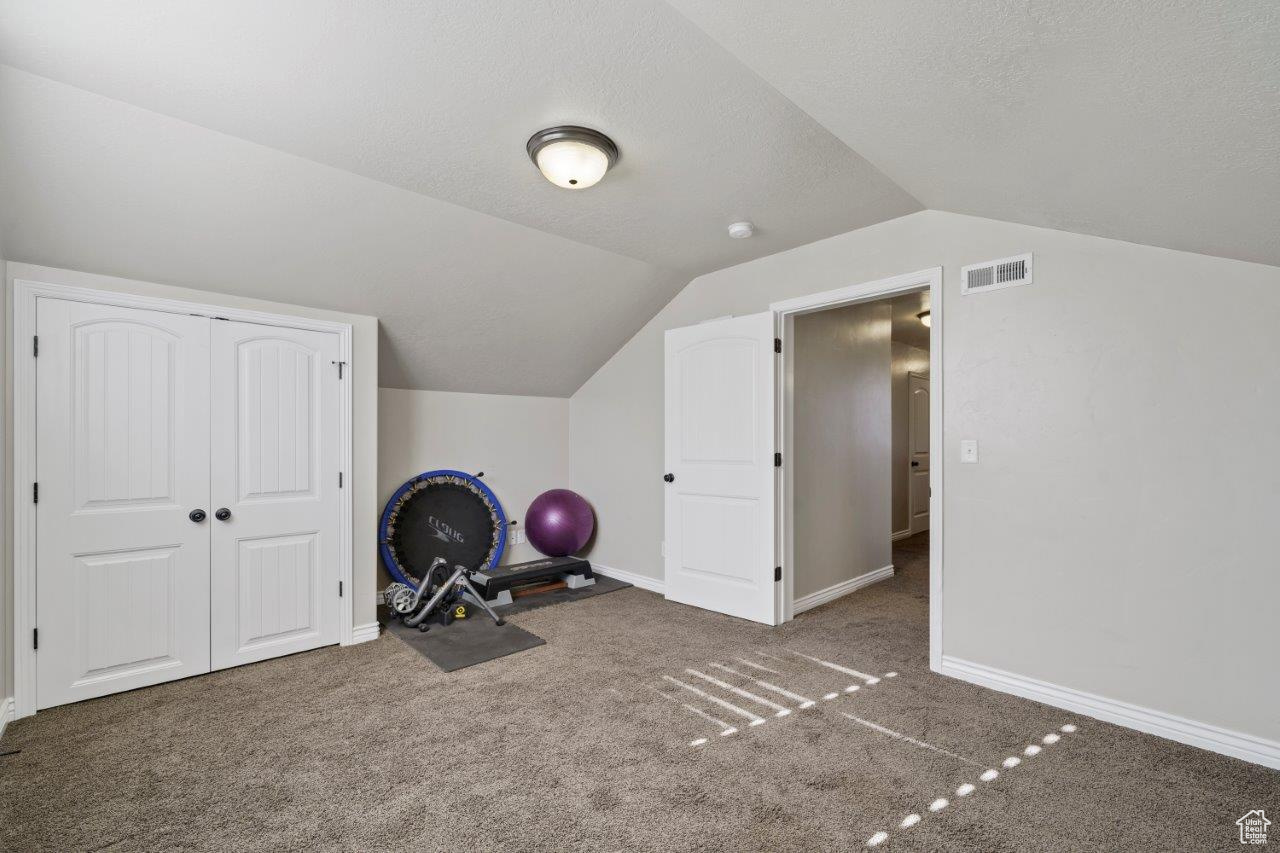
[
  {"left": 0, "top": 67, "right": 685, "bottom": 395},
  {"left": 0, "top": 0, "right": 920, "bottom": 394},
  {"left": 0, "top": 0, "right": 917, "bottom": 274},
  {"left": 665, "top": 0, "right": 1280, "bottom": 267},
  {"left": 1, "top": 1, "right": 1276, "bottom": 398}
]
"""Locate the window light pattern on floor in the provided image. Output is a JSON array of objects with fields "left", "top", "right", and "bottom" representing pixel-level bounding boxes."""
[
  {"left": 842, "top": 712, "right": 990, "bottom": 769},
  {"left": 863, "top": 724, "right": 1081, "bottom": 848},
  {"left": 646, "top": 648, "right": 901, "bottom": 747}
]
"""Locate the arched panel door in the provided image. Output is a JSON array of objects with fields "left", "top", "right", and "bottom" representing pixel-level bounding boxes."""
[
  {"left": 35, "top": 299, "right": 211, "bottom": 709},
  {"left": 663, "top": 312, "right": 777, "bottom": 625},
  {"left": 209, "top": 321, "right": 341, "bottom": 669}
]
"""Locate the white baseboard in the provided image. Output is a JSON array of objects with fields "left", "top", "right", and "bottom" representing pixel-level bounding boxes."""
[
  {"left": 794, "top": 564, "right": 894, "bottom": 615},
  {"left": 350, "top": 622, "right": 381, "bottom": 645},
  {"left": 939, "top": 655, "right": 1280, "bottom": 771},
  {"left": 891, "top": 529, "right": 912, "bottom": 541},
  {"left": 592, "top": 563, "right": 665, "bottom": 595},
  {"left": 0, "top": 697, "right": 14, "bottom": 742}
]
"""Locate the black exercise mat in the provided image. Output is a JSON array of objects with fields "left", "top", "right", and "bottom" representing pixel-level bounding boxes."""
[
  {"left": 494, "top": 573, "right": 631, "bottom": 616},
  {"left": 384, "top": 613, "right": 544, "bottom": 672},
  {"left": 381, "top": 574, "right": 631, "bottom": 671}
]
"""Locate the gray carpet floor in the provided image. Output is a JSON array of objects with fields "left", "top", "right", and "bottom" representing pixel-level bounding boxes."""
[{"left": 2, "top": 534, "right": 1275, "bottom": 851}]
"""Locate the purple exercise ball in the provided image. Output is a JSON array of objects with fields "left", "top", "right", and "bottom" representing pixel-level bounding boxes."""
[{"left": 525, "top": 489, "right": 594, "bottom": 557}]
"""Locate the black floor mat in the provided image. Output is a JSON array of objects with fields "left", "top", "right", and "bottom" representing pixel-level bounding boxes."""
[
  {"left": 384, "top": 615, "right": 544, "bottom": 672},
  {"left": 382, "top": 573, "right": 632, "bottom": 671}
]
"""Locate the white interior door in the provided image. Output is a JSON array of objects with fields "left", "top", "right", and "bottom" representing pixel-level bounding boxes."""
[
  {"left": 663, "top": 312, "right": 777, "bottom": 625},
  {"left": 36, "top": 298, "right": 211, "bottom": 709},
  {"left": 209, "top": 320, "right": 341, "bottom": 669},
  {"left": 908, "top": 371, "right": 930, "bottom": 533}
]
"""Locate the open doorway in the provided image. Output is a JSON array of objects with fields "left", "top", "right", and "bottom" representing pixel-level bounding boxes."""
[
  {"left": 785, "top": 289, "right": 930, "bottom": 611},
  {"left": 661, "top": 268, "right": 940, "bottom": 651},
  {"left": 773, "top": 268, "right": 941, "bottom": 653}
]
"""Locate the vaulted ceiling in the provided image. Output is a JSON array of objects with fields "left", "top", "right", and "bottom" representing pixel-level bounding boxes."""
[
  {"left": 1, "top": 1, "right": 1276, "bottom": 394},
  {"left": 664, "top": 0, "right": 1280, "bottom": 267}
]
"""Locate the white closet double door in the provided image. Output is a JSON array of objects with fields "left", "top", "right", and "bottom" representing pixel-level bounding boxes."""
[{"left": 36, "top": 298, "right": 341, "bottom": 709}]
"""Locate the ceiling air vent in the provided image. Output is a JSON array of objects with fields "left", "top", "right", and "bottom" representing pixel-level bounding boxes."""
[{"left": 961, "top": 253, "right": 1032, "bottom": 295}]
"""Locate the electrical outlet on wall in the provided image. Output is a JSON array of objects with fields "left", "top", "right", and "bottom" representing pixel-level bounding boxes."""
[
  {"left": 960, "top": 439, "right": 979, "bottom": 463},
  {"left": 512, "top": 529, "right": 526, "bottom": 545}
]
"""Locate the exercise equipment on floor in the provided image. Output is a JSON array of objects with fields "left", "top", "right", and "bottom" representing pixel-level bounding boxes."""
[
  {"left": 400, "top": 555, "right": 506, "bottom": 631},
  {"left": 470, "top": 555, "right": 595, "bottom": 605},
  {"left": 380, "top": 469, "right": 508, "bottom": 631},
  {"left": 525, "top": 488, "right": 595, "bottom": 557},
  {"left": 468, "top": 490, "right": 597, "bottom": 603},
  {"left": 380, "top": 469, "right": 507, "bottom": 588},
  {"left": 380, "top": 477, "right": 602, "bottom": 629}
]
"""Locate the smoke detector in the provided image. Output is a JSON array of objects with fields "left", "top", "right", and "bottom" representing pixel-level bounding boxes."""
[{"left": 727, "top": 221, "right": 754, "bottom": 239}]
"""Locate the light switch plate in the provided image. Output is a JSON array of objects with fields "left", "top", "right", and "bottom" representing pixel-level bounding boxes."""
[{"left": 961, "top": 439, "right": 979, "bottom": 463}]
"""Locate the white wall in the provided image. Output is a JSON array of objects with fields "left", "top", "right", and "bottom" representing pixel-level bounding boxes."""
[
  {"left": 3, "top": 263, "right": 381, "bottom": 680},
  {"left": 793, "top": 301, "right": 892, "bottom": 599},
  {"left": 1, "top": 247, "right": 9, "bottom": 725},
  {"left": 570, "top": 209, "right": 1280, "bottom": 752},
  {"left": 378, "top": 388, "right": 571, "bottom": 580},
  {"left": 891, "top": 340, "right": 929, "bottom": 535}
]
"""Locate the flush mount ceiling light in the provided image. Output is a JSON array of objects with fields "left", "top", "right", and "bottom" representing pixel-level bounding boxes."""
[
  {"left": 526, "top": 126, "right": 619, "bottom": 189},
  {"left": 917, "top": 310, "right": 931, "bottom": 328}
]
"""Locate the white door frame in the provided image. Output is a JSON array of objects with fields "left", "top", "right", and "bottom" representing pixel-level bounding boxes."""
[
  {"left": 11, "top": 278, "right": 356, "bottom": 719},
  {"left": 770, "top": 267, "right": 943, "bottom": 670}
]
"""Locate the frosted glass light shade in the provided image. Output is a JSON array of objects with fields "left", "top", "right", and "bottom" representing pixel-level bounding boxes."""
[
  {"left": 535, "top": 140, "right": 610, "bottom": 189},
  {"left": 917, "top": 310, "right": 931, "bottom": 328},
  {"left": 527, "top": 126, "right": 619, "bottom": 190}
]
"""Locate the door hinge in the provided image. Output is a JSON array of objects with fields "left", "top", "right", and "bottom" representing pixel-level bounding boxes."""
[
  {"left": 33, "top": 335, "right": 39, "bottom": 357},
  {"left": 338, "top": 580, "right": 344, "bottom": 598},
  {"left": 774, "top": 452, "right": 782, "bottom": 467},
  {"left": 32, "top": 482, "right": 38, "bottom": 503},
  {"left": 774, "top": 566, "right": 782, "bottom": 582},
  {"left": 774, "top": 337, "right": 782, "bottom": 353},
  {"left": 33, "top": 628, "right": 38, "bottom": 650},
  {"left": 338, "top": 472, "right": 343, "bottom": 488},
  {"left": 331, "top": 360, "right": 346, "bottom": 379}
]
